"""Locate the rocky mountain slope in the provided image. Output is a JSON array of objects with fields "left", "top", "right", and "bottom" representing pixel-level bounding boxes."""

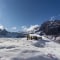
[{"left": 40, "top": 20, "right": 60, "bottom": 35}]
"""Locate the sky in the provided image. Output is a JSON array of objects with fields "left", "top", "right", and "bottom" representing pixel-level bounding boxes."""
[{"left": 0, "top": 0, "right": 60, "bottom": 32}]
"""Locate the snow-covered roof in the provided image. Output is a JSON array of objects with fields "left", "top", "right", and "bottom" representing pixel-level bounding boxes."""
[{"left": 29, "top": 34, "right": 41, "bottom": 37}]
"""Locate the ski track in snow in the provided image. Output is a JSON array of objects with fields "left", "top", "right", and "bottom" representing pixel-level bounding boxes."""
[{"left": 0, "top": 38, "right": 59, "bottom": 60}]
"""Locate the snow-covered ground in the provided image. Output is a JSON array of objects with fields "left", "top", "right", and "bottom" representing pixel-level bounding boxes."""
[{"left": 0, "top": 37, "right": 60, "bottom": 60}]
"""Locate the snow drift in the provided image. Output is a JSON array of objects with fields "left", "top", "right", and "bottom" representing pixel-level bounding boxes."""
[{"left": 0, "top": 38, "right": 59, "bottom": 60}]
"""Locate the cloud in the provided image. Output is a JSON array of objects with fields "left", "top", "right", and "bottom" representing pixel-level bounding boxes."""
[
  {"left": 11, "top": 27, "right": 17, "bottom": 30},
  {"left": 26, "top": 25, "right": 39, "bottom": 32},
  {"left": 21, "top": 25, "right": 39, "bottom": 32},
  {"left": 21, "top": 26, "right": 27, "bottom": 31},
  {"left": 0, "top": 24, "right": 5, "bottom": 30}
]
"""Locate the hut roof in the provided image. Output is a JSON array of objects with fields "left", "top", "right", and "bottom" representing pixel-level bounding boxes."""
[{"left": 29, "top": 34, "right": 41, "bottom": 37}]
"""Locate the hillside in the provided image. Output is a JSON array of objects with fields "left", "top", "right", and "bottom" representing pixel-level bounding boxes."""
[{"left": 40, "top": 20, "right": 60, "bottom": 35}]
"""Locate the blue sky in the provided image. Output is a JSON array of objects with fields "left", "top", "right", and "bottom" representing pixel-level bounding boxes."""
[{"left": 0, "top": 0, "right": 60, "bottom": 32}]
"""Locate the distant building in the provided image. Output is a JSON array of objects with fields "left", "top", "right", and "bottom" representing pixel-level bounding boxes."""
[{"left": 27, "top": 34, "right": 42, "bottom": 40}]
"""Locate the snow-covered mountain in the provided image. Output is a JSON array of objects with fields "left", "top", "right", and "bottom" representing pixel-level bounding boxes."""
[
  {"left": 0, "top": 20, "right": 60, "bottom": 38},
  {"left": 21, "top": 20, "right": 60, "bottom": 36},
  {"left": 21, "top": 25, "right": 41, "bottom": 35},
  {"left": 0, "top": 28, "right": 26, "bottom": 38},
  {"left": 40, "top": 20, "right": 60, "bottom": 35}
]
